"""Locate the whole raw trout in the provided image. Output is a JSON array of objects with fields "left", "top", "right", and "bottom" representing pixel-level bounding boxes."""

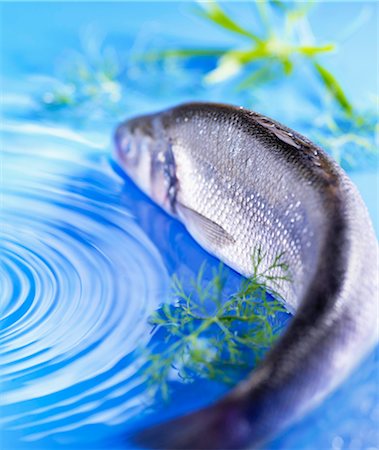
[{"left": 114, "top": 102, "right": 379, "bottom": 449}]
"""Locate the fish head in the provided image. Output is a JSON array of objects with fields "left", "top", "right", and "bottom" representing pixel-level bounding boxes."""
[{"left": 114, "top": 114, "right": 177, "bottom": 215}]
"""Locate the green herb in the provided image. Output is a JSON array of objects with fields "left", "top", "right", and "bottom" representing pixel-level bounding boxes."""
[
  {"left": 143, "top": 248, "right": 291, "bottom": 401},
  {"left": 154, "top": 1, "right": 355, "bottom": 115},
  {"left": 313, "top": 63, "right": 353, "bottom": 116},
  {"left": 38, "top": 30, "right": 124, "bottom": 116},
  {"left": 311, "top": 107, "right": 378, "bottom": 171}
]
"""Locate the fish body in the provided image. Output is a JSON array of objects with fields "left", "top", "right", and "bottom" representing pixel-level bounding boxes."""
[{"left": 114, "top": 102, "right": 379, "bottom": 449}]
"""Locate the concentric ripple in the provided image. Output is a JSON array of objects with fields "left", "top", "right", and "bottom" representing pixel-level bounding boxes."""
[
  {"left": 2, "top": 118, "right": 378, "bottom": 450},
  {"left": 0, "top": 122, "right": 170, "bottom": 446}
]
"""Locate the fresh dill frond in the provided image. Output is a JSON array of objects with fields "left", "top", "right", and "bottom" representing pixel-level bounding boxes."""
[
  {"left": 38, "top": 27, "right": 125, "bottom": 118},
  {"left": 154, "top": 1, "right": 354, "bottom": 116},
  {"left": 143, "top": 248, "right": 291, "bottom": 401},
  {"left": 310, "top": 106, "right": 378, "bottom": 170}
]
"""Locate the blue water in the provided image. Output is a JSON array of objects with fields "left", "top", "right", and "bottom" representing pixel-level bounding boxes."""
[{"left": 1, "top": 2, "right": 378, "bottom": 450}]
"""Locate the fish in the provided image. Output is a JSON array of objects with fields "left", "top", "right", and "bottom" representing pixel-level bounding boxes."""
[{"left": 114, "top": 102, "right": 379, "bottom": 449}]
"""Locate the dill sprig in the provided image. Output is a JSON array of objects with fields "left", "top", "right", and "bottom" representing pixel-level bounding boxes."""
[
  {"left": 310, "top": 106, "right": 379, "bottom": 170},
  {"left": 143, "top": 248, "right": 291, "bottom": 400},
  {"left": 38, "top": 28, "right": 125, "bottom": 117},
  {"left": 153, "top": 1, "right": 353, "bottom": 116}
]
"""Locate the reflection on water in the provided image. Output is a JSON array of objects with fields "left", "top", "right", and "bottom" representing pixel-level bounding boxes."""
[
  {"left": 0, "top": 122, "right": 167, "bottom": 447},
  {"left": 0, "top": 120, "right": 250, "bottom": 448}
]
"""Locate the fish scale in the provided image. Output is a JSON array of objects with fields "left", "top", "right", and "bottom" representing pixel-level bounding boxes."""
[
  {"left": 114, "top": 102, "right": 379, "bottom": 450},
  {"left": 165, "top": 107, "right": 323, "bottom": 306}
]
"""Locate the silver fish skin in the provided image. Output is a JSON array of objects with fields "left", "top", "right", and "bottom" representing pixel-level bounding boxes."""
[{"left": 114, "top": 102, "right": 379, "bottom": 449}]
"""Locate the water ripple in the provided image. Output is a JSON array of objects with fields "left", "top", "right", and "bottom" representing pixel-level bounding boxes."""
[
  {"left": 0, "top": 122, "right": 170, "bottom": 445},
  {"left": 3, "top": 119, "right": 377, "bottom": 450}
]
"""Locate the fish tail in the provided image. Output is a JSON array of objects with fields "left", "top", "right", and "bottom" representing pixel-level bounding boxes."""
[{"left": 132, "top": 181, "right": 379, "bottom": 450}]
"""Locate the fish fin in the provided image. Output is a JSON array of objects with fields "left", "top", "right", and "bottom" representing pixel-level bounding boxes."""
[
  {"left": 177, "top": 203, "right": 235, "bottom": 247},
  {"left": 253, "top": 115, "right": 302, "bottom": 149}
]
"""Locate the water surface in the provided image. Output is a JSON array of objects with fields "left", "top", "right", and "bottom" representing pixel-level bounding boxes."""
[{"left": 1, "top": 2, "right": 378, "bottom": 450}]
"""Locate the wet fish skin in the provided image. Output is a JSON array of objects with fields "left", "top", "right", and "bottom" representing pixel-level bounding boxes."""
[{"left": 114, "top": 102, "right": 379, "bottom": 449}]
